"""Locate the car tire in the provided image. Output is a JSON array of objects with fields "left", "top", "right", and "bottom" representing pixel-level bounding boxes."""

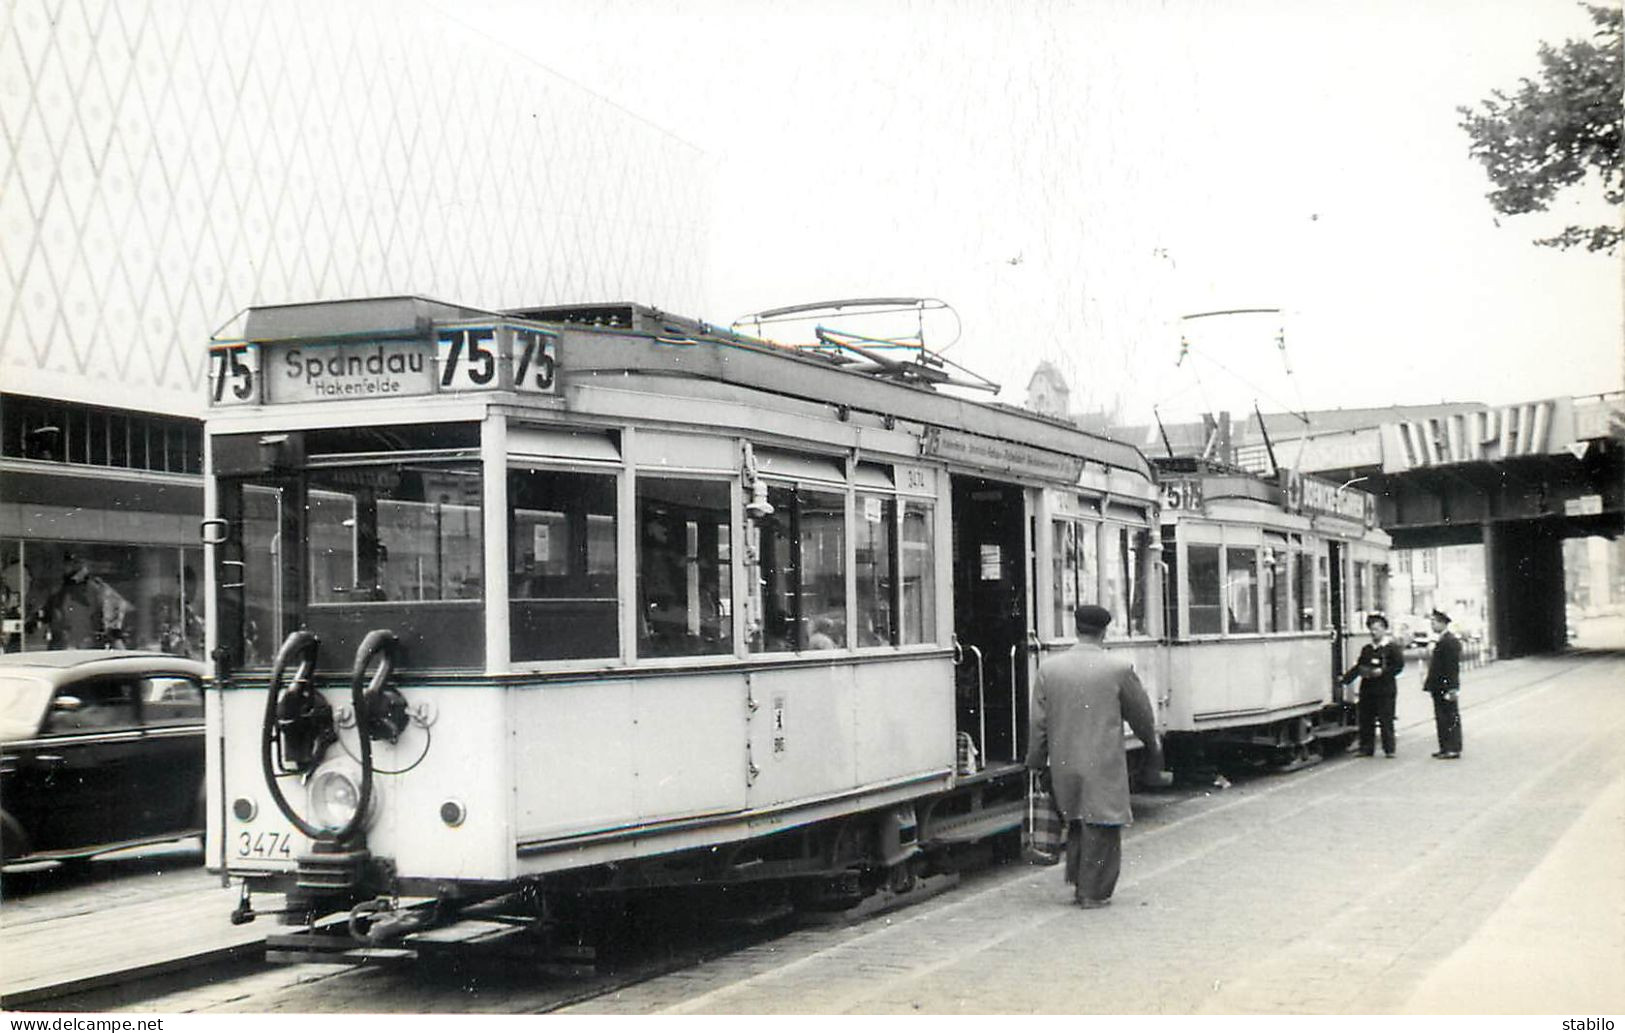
[{"left": 1, "top": 809, "right": 32, "bottom": 863}]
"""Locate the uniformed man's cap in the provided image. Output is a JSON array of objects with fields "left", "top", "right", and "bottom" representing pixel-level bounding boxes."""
[
  {"left": 1429, "top": 608, "right": 1451, "bottom": 623},
  {"left": 1365, "top": 612, "right": 1389, "bottom": 629},
  {"left": 1074, "top": 604, "right": 1113, "bottom": 631}
]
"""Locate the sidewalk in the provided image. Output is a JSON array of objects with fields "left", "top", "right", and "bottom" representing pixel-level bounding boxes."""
[{"left": 1403, "top": 762, "right": 1625, "bottom": 1014}]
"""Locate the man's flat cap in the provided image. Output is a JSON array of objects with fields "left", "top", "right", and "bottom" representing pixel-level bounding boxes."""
[
  {"left": 1075, "top": 604, "right": 1113, "bottom": 630},
  {"left": 1429, "top": 608, "right": 1451, "bottom": 623}
]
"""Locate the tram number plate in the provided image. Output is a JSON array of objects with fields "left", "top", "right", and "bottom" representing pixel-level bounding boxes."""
[
  {"left": 209, "top": 345, "right": 259, "bottom": 406},
  {"left": 437, "top": 326, "right": 559, "bottom": 394},
  {"left": 438, "top": 328, "right": 500, "bottom": 390},
  {"left": 236, "top": 829, "right": 294, "bottom": 860},
  {"left": 512, "top": 328, "right": 559, "bottom": 394}
]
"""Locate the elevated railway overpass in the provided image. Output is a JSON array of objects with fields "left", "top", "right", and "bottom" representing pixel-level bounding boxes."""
[{"left": 1147, "top": 393, "right": 1624, "bottom": 658}]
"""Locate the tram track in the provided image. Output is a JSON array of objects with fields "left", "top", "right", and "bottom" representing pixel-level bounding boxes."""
[{"left": 15, "top": 651, "right": 1614, "bottom": 1015}]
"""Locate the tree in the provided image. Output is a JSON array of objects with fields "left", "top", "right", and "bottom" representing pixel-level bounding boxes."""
[{"left": 1457, "top": 4, "right": 1623, "bottom": 253}]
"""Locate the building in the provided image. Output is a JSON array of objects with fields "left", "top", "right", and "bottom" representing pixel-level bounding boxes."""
[{"left": 2, "top": 1, "right": 711, "bottom": 653}]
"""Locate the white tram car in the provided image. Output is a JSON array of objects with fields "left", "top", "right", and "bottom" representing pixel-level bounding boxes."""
[
  {"left": 202, "top": 297, "right": 1390, "bottom": 951},
  {"left": 1149, "top": 458, "right": 1391, "bottom": 766},
  {"left": 202, "top": 297, "right": 1163, "bottom": 947}
]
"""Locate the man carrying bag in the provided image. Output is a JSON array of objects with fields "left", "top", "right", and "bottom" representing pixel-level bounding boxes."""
[{"left": 1025, "top": 604, "right": 1165, "bottom": 909}]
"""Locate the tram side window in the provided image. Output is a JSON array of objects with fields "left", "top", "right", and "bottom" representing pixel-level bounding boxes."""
[
  {"left": 753, "top": 485, "right": 847, "bottom": 651},
  {"left": 637, "top": 478, "right": 733, "bottom": 658},
  {"left": 1317, "top": 554, "right": 1331, "bottom": 628},
  {"left": 1294, "top": 547, "right": 1315, "bottom": 630},
  {"left": 1226, "top": 547, "right": 1259, "bottom": 634},
  {"left": 855, "top": 492, "right": 897, "bottom": 646},
  {"left": 901, "top": 500, "right": 935, "bottom": 645},
  {"left": 1050, "top": 519, "right": 1099, "bottom": 636},
  {"left": 508, "top": 468, "right": 618, "bottom": 662},
  {"left": 1187, "top": 545, "right": 1222, "bottom": 635},
  {"left": 1104, "top": 527, "right": 1150, "bottom": 636},
  {"left": 1161, "top": 527, "right": 1179, "bottom": 637},
  {"left": 1263, "top": 536, "right": 1289, "bottom": 633},
  {"left": 1353, "top": 561, "right": 1369, "bottom": 617},
  {"left": 1374, "top": 562, "right": 1391, "bottom": 617}
]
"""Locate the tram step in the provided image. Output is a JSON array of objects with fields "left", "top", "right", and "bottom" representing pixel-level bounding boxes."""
[{"left": 924, "top": 799, "right": 1024, "bottom": 846}]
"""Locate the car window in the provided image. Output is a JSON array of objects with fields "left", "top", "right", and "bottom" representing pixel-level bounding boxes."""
[
  {"left": 0, "top": 674, "right": 55, "bottom": 740},
  {"left": 142, "top": 675, "right": 204, "bottom": 727},
  {"left": 42, "top": 678, "right": 141, "bottom": 734}
]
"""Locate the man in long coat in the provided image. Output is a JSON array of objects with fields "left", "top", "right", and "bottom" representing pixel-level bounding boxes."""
[
  {"left": 1025, "top": 604, "right": 1163, "bottom": 908},
  {"left": 1423, "top": 608, "right": 1463, "bottom": 758}
]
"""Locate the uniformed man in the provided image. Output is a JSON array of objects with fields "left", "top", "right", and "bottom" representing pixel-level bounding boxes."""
[
  {"left": 1025, "top": 603, "right": 1164, "bottom": 909},
  {"left": 1424, "top": 608, "right": 1463, "bottom": 759},
  {"left": 1341, "top": 612, "right": 1406, "bottom": 757}
]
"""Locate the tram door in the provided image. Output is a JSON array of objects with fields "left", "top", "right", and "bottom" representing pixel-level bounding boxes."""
[
  {"left": 1327, "top": 540, "right": 1347, "bottom": 701},
  {"left": 951, "top": 476, "right": 1030, "bottom": 767}
]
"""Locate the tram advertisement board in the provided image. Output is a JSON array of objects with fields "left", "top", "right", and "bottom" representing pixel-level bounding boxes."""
[{"left": 208, "top": 323, "right": 560, "bottom": 405}]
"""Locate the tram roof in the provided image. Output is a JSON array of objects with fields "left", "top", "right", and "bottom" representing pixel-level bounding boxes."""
[{"left": 233, "top": 296, "right": 1153, "bottom": 481}]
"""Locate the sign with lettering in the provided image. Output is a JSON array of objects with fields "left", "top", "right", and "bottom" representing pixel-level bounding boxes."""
[
  {"left": 920, "top": 427, "right": 1086, "bottom": 483},
  {"left": 210, "top": 322, "right": 562, "bottom": 406},
  {"left": 1383, "top": 399, "right": 1575, "bottom": 471},
  {"left": 1160, "top": 479, "right": 1204, "bottom": 511},
  {"left": 1279, "top": 469, "right": 1375, "bottom": 525},
  {"left": 271, "top": 339, "right": 437, "bottom": 403}
]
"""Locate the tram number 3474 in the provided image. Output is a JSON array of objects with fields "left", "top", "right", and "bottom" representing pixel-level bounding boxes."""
[{"left": 236, "top": 829, "right": 294, "bottom": 860}]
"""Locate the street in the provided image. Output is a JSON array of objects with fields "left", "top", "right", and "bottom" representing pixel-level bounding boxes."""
[{"left": 2, "top": 642, "right": 1619, "bottom": 1015}]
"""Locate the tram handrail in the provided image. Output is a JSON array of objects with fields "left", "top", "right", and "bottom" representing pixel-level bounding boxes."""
[
  {"left": 1008, "top": 644, "right": 1019, "bottom": 763},
  {"left": 967, "top": 644, "right": 985, "bottom": 771}
]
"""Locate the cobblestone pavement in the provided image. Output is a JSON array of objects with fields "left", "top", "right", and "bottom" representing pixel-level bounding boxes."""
[{"left": 564, "top": 652, "right": 1625, "bottom": 1015}]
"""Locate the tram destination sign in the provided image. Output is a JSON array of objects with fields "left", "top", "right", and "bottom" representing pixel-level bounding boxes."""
[
  {"left": 208, "top": 323, "right": 560, "bottom": 406},
  {"left": 920, "top": 427, "right": 1086, "bottom": 482}
]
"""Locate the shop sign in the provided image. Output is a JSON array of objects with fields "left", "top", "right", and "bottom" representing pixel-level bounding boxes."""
[{"left": 1564, "top": 494, "right": 1603, "bottom": 516}]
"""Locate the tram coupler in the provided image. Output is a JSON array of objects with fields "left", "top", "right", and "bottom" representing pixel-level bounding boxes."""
[{"left": 231, "top": 881, "right": 320, "bottom": 925}]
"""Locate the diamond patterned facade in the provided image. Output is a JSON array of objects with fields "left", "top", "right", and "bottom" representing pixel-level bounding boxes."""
[{"left": 1, "top": 0, "right": 712, "bottom": 416}]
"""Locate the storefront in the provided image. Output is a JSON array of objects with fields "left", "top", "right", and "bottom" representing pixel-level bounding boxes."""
[{"left": 1, "top": 394, "right": 204, "bottom": 656}]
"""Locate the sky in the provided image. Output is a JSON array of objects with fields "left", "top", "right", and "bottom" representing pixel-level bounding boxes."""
[{"left": 437, "top": 0, "right": 1622, "bottom": 426}]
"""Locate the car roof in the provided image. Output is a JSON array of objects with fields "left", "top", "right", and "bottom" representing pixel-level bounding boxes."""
[{"left": 0, "top": 650, "right": 207, "bottom": 683}]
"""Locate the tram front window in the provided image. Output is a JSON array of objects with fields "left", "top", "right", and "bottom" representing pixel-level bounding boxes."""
[
  {"left": 509, "top": 468, "right": 618, "bottom": 662},
  {"left": 307, "top": 464, "right": 483, "bottom": 603},
  {"left": 637, "top": 477, "right": 732, "bottom": 658}
]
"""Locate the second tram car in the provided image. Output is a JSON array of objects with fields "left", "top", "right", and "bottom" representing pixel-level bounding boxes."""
[
  {"left": 201, "top": 296, "right": 1390, "bottom": 955},
  {"left": 1151, "top": 457, "right": 1390, "bottom": 766}
]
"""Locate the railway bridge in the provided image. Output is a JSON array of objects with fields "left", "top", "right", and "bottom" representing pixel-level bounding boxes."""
[{"left": 1224, "top": 393, "right": 1625, "bottom": 658}]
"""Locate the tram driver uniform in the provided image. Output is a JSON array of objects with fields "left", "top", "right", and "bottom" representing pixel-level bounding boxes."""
[
  {"left": 1025, "top": 604, "right": 1163, "bottom": 909},
  {"left": 1423, "top": 608, "right": 1463, "bottom": 759},
  {"left": 1341, "top": 612, "right": 1406, "bottom": 758}
]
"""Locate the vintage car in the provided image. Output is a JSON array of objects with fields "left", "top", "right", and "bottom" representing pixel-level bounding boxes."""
[{"left": 1, "top": 650, "right": 207, "bottom": 864}]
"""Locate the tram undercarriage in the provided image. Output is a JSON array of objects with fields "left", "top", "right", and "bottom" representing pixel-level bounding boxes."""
[
  {"left": 238, "top": 764, "right": 1032, "bottom": 966},
  {"left": 1164, "top": 703, "right": 1359, "bottom": 774}
]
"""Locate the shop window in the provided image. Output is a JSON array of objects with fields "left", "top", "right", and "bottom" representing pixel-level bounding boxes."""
[
  {"left": 854, "top": 492, "right": 896, "bottom": 646},
  {"left": 638, "top": 477, "right": 732, "bottom": 658},
  {"left": 752, "top": 484, "right": 847, "bottom": 652},
  {"left": 1188, "top": 544, "right": 1222, "bottom": 634},
  {"left": 901, "top": 501, "right": 936, "bottom": 645},
  {"left": 509, "top": 468, "right": 618, "bottom": 662}
]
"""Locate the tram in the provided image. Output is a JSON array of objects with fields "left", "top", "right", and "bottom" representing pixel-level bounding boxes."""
[
  {"left": 200, "top": 296, "right": 1162, "bottom": 950},
  {"left": 1150, "top": 457, "right": 1391, "bottom": 766}
]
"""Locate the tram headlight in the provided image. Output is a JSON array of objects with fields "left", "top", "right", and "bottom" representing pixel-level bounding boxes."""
[{"left": 308, "top": 767, "right": 362, "bottom": 833}]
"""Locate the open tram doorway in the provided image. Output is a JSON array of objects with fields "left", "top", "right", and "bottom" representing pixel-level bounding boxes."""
[{"left": 950, "top": 476, "right": 1030, "bottom": 770}]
